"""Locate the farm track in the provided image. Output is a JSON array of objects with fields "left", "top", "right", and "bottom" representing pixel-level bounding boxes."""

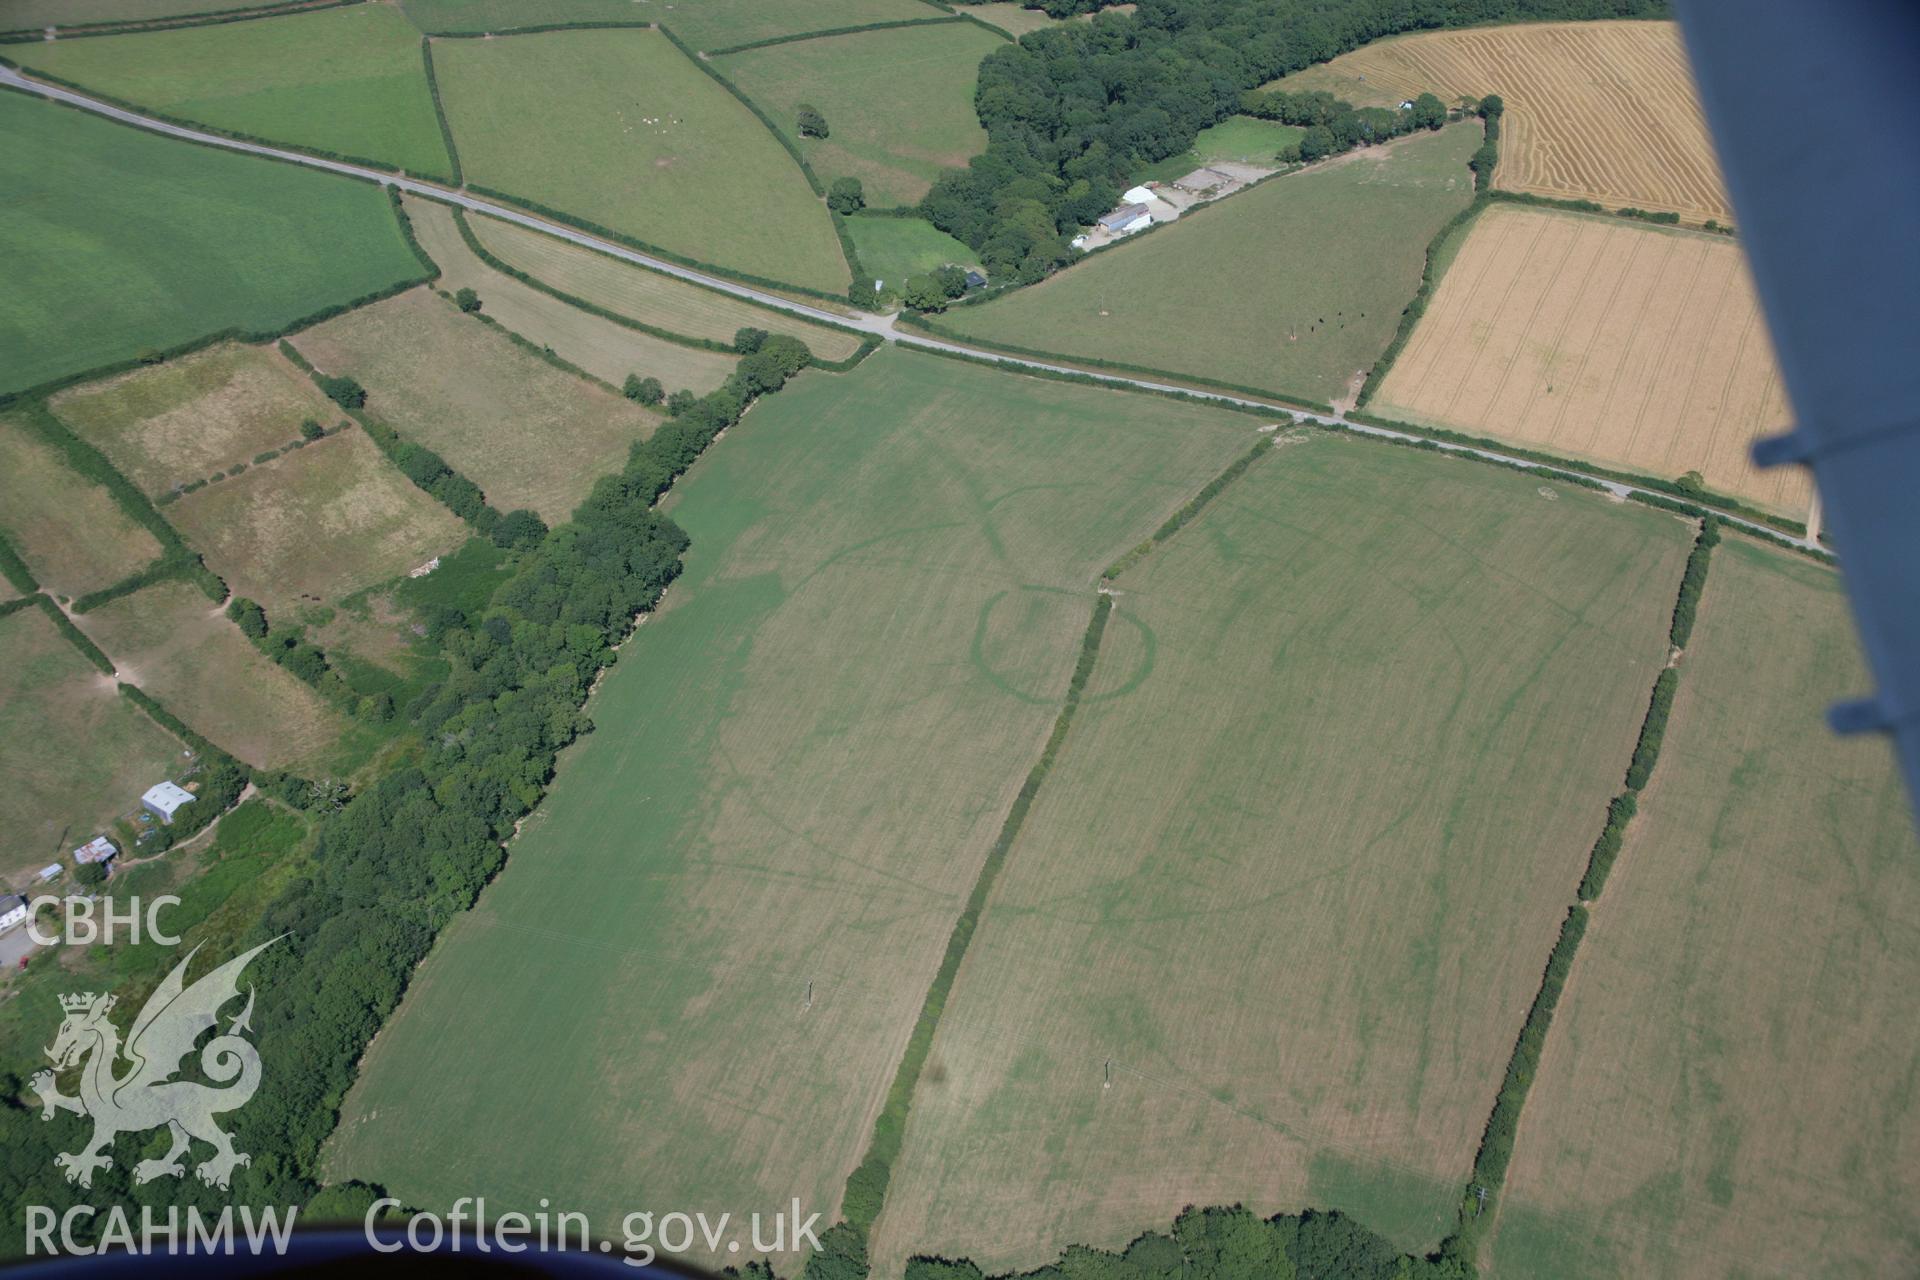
[{"left": 0, "top": 66, "right": 1820, "bottom": 555}]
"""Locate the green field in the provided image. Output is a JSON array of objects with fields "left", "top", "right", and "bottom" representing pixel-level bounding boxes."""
[
  {"left": 966, "top": 3, "right": 1061, "bottom": 36},
  {"left": 716, "top": 21, "right": 1002, "bottom": 207},
  {"left": 404, "top": 196, "right": 739, "bottom": 396},
  {"left": 431, "top": 27, "right": 849, "bottom": 292},
  {"left": 0, "top": 0, "right": 264, "bottom": 30},
  {"left": 291, "top": 287, "right": 663, "bottom": 523},
  {"left": 164, "top": 419, "right": 466, "bottom": 615},
  {"left": 397, "top": 0, "right": 649, "bottom": 33},
  {"left": 1489, "top": 538, "right": 1920, "bottom": 1280},
  {"left": 869, "top": 436, "right": 1692, "bottom": 1274},
  {"left": 9, "top": 5, "right": 452, "bottom": 177},
  {"left": 0, "top": 91, "right": 426, "bottom": 398},
  {"left": 1135, "top": 115, "right": 1308, "bottom": 183},
  {"left": 847, "top": 214, "right": 981, "bottom": 291},
  {"left": 0, "top": 605, "right": 185, "bottom": 878},
  {"left": 0, "top": 412, "right": 162, "bottom": 599},
  {"left": 326, "top": 348, "right": 1261, "bottom": 1271},
  {"left": 50, "top": 342, "right": 336, "bottom": 497},
  {"left": 937, "top": 124, "right": 1480, "bottom": 405},
  {"left": 659, "top": 0, "right": 942, "bottom": 52},
  {"left": 466, "top": 211, "right": 866, "bottom": 361}
]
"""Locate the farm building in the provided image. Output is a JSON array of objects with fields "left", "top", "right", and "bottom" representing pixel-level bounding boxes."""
[
  {"left": 141, "top": 781, "right": 196, "bottom": 824},
  {"left": 37, "top": 865, "right": 61, "bottom": 884},
  {"left": 1098, "top": 203, "right": 1153, "bottom": 235},
  {"left": 0, "top": 896, "right": 27, "bottom": 933},
  {"left": 964, "top": 270, "right": 987, "bottom": 289},
  {"left": 72, "top": 836, "right": 117, "bottom": 865},
  {"left": 1122, "top": 184, "right": 1157, "bottom": 205}
]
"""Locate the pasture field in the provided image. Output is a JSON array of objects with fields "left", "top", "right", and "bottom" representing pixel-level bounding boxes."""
[
  {"left": 431, "top": 28, "right": 849, "bottom": 292},
  {"left": 1488, "top": 538, "right": 1920, "bottom": 1279},
  {"left": 403, "top": 197, "right": 738, "bottom": 395},
  {"left": 0, "top": 0, "right": 255, "bottom": 30},
  {"left": 967, "top": 3, "right": 1060, "bottom": 37},
  {"left": 1372, "top": 206, "right": 1803, "bottom": 516},
  {"left": 7, "top": 4, "right": 453, "bottom": 178},
  {"left": 0, "top": 606, "right": 185, "bottom": 878},
  {"left": 870, "top": 435, "right": 1693, "bottom": 1275},
  {"left": 0, "top": 92, "right": 425, "bottom": 398},
  {"left": 397, "top": 0, "right": 648, "bottom": 33},
  {"left": 466, "top": 212, "right": 866, "bottom": 362},
  {"left": 1266, "top": 21, "right": 1729, "bottom": 223},
  {"left": 326, "top": 348, "right": 1261, "bottom": 1271},
  {"left": 49, "top": 342, "right": 336, "bottom": 497},
  {"left": 1135, "top": 115, "right": 1306, "bottom": 183},
  {"left": 937, "top": 124, "right": 1480, "bottom": 406},
  {"left": 715, "top": 21, "right": 1003, "bottom": 207},
  {"left": 79, "top": 581, "right": 353, "bottom": 772},
  {"left": 0, "top": 413, "right": 161, "bottom": 599},
  {"left": 290, "top": 288, "right": 662, "bottom": 523},
  {"left": 164, "top": 422, "right": 465, "bottom": 615},
  {"left": 847, "top": 215, "right": 981, "bottom": 292},
  {"left": 659, "top": 0, "right": 941, "bottom": 52}
]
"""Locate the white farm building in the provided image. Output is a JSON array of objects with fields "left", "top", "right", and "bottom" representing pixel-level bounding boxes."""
[{"left": 142, "top": 781, "right": 196, "bottom": 825}]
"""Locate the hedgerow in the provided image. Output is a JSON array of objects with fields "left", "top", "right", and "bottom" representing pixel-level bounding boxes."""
[
  {"left": 388, "top": 184, "right": 440, "bottom": 282},
  {"left": 70, "top": 554, "right": 200, "bottom": 614},
  {"left": 419, "top": 36, "right": 464, "bottom": 186},
  {"left": 703, "top": 15, "right": 963, "bottom": 56},
  {"left": 1575, "top": 791, "right": 1638, "bottom": 901},
  {"left": 1669, "top": 516, "right": 1720, "bottom": 648},
  {"left": 0, "top": 0, "right": 357, "bottom": 43},
  {"left": 32, "top": 594, "right": 113, "bottom": 675},
  {"left": 1625, "top": 667, "right": 1678, "bottom": 792},
  {"left": 0, "top": 530, "right": 39, "bottom": 594},
  {"left": 657, "top": 25, "right": 826, "bottom": 197}
]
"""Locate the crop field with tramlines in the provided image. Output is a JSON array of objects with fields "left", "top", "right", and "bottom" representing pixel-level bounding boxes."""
[
  {"left": 1267, "top": 21, "right": 1729, "bottom": 224},
  {"left": 1371, "top": 205, "right": 1806, "bottom": 517}
]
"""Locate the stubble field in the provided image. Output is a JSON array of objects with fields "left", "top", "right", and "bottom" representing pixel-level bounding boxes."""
[
  {"left": 325, "top": 349, "right": 1261, "bottom": 1272},
  {"left": 1487, "top": 538, "right": 1920, "bottom": 1279},
  {"left": 937, "top": 124, "right": 1479, "bottom": 406},
  {"left": 1266, "top": 21, "right": 1728, "bottom": 223},
  {"left": 290, "top": 287, "right": 663, "bottom": 523},
  {"left": 869, "top": 436, "right": 1694, "bottom": 1275},
  {"left": 1372, "top": 205, "right": 1804, "bottom": 516}
]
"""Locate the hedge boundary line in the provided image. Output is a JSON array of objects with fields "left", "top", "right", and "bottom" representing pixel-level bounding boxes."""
[
  {"left": 0, "top": 595, "right": 35, "bottom": 620},
  {"left": 10, "top": 399, "right": 226, "bottom": 602},
  {"left": 388, "top": 184, "right": 440, "bottom": 282},
  {"left": 903, "top": 342, "right": 1283, "bottom": 422},
  {"left": 71, "top": 555, "right": 200, "bottom": 614},
  {"left": 658, "top": 24, "right": 823, "bottom": 198},
  {"left": 441, "top": 203, "right": 876, "bottom": 367},
  {"left": 953, "top": 10, "right": 1017, "bottom": 41},
  {"left": 419, "top": 36, "right": 464, "bottom": 187},
  {"left": 0, "top": 530, "right": 40, "bottom": 595},
  {"left": 422, "top": 20, "right": 653, "bottom": 39},
  {"left": 704, "top": 15, "right": 964, "bottom": 56},
  {"left": 1488, "top": 187, "right": 1735, "bottom": 237},
  {"left": 897, "top": 313, "right": 1337, "bottom": 414},
  {"left": 0, "top": 57, "right": 459, "bottom": 186},
  {"left": 1104, "top": 435, "right": 1275, "bottom": 578},
  {"left": 831, "top": 592, "right": 1114, "bottom": 1252},
  {"left": 438, "top": 287, "right": 626, "bottom": 398},
  {"left": 0, "top": 0, "right": 357, "bottom": 43},
  {"left": 33, "top": 594, "right": 114, "bottom": 675},
  {"left": 117, "top": 680, "right": 251, "bottom": 781}
]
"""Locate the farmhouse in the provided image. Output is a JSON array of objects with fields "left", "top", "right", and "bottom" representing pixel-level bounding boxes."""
[
  {"left": 1098, "top": 203, "right": 1153, "bottom": 236},
  {"left": 0, "top": 896, "right": 27, "bottom": 934},
  {"left": 141, "top": 780, "right": 196, "bottom": 825},
  {"left": 72, "top": 835, "right": 117, "bottom": 865}
]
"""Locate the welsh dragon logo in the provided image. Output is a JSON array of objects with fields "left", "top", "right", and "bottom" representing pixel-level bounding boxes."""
[{"left": 31, "top": 940, "right": 276, "bottom": 1191}]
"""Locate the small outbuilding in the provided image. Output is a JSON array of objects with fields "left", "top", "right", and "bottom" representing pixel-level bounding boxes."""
[
  {"left": 37, "top": 864, "right": 62, "bottom": 884},
  {"left": 1098, "top": 202, "right": 1153, "bottom": 235},
  {"left": 0, "top": 895, "right": 27, "bottom": 934},
  {"left": 72, "top": 836, "right": 117, "bottom": 865},
  {"left": 964, "top": 270, "right": 987, "bottom": 289},
  {"left": 141, "top": 781, "right": 196, "bottom": 825},
  {"left": 1122, "top": 184, "right": 1156, "bottom": 206}
]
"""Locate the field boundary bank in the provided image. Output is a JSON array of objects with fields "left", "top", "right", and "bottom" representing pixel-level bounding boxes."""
[
  {"left": 1447, "top": 516, "right": 1720, "bottom": 1267},
  {"left": 0, "top": 53, "right": 459, "bottom": 185},
  {"left": 1488, "top": 188, "right": 1736, "bottom": 236},
  {"left": 704, "top": 15, "right": 966, "bottom": 56},
  {"left": 419, "top": 36, "right": 463, "bottom": 186},
  {"left": 0, "top": 0, "right": 356, "bottom": 43}
]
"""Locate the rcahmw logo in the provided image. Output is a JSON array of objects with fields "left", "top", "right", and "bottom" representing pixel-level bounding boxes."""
[{"left": 24, "top": 939, "right": 300, "bottom": 1259}]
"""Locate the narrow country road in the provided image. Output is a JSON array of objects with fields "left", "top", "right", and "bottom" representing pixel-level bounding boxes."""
[{"left": 0, "top": 66, "right": 1820, "bottom": 555}]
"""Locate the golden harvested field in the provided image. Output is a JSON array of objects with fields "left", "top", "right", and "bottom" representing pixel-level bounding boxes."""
[
  {"left": 467, "top": 212, "right": 867, "bottom": 363},
  {"left": 50, "top": 342, "right": 335, "bottom": 497},
  {"left": 79, "top": 581, "right": 352, "bottom": 772},
  {"left": 1372, "top": 206, "right": 1805, "bottom": 516},
  {"left": 165, "top": 425, "right": 465, "bottom": 616},
  {"left": 403, "top": 196, "right": 740, "bottom": 396},
  {"left": 0, "top": 412, "right": 162, "bottom": 599},
  {"left": 1488, "top": 539, "right": 1920, "bottom": 1279},
  {"left": 0, "top": 605, "right": 185, "bottom": 878},
  {"left": 291, "top": 288, "right": 660, "bottom": 523},
  {"left": 1269, "top": 21, "right": 1729, "bottom": 223}
]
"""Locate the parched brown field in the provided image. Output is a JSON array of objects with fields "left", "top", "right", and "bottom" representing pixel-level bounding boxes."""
[
  {"left": 1270, "top": 21, "right": 1729, "bottom": 222},
  {"left": 1487, "top": 538, "right": 1920, "bottom": 1279},
  {"left": 0, "top": 605, "right": 185, "bottom": 877},
  {"left": 1373, "top": 206, "right": 1805, "bottom": 516},
  {"left": 79, "top": 580, "right": 351, "bottom": 772},
  {"left": 165, "top": 425, "right": 465, "bottom": 615},
  {"left": 50, "top": 342, "right": 336, "bottom": 496},
  {"left": 467, "top": 212, "right": 867, "bottom": 363},
  {"left": 0, "top": 413, "right": 161, "bottom": 599},
  {"left": 403, "top": 196, "right": 740, "bottom": 396},
  {"left": 292, "top": 288, "right": 664, "bottom": 523}
]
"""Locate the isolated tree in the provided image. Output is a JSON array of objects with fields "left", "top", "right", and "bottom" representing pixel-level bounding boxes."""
[
  {"left": 317, "top": 374, "right": 365, "bottom": 410},
  {"left": 624, "top": 373, "right": 664, "bottom": 405},
  {"left": 796, "top": 103, "right": 829, "bottom": 138},
  {"left": 827, "top": 175, "right": 865, "bottom": 215},
  {"left": 226, "top": 596, "right": 269, "bottom": 640},
  {"left": 454, "top": 286, "right": 482, "bottom": 313},
  {"left": 1412, "top": 92, "right": 1446, "bottom": 130},
  {"left": 733, "top": 327, "right": 768, "bottom": 354}
]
